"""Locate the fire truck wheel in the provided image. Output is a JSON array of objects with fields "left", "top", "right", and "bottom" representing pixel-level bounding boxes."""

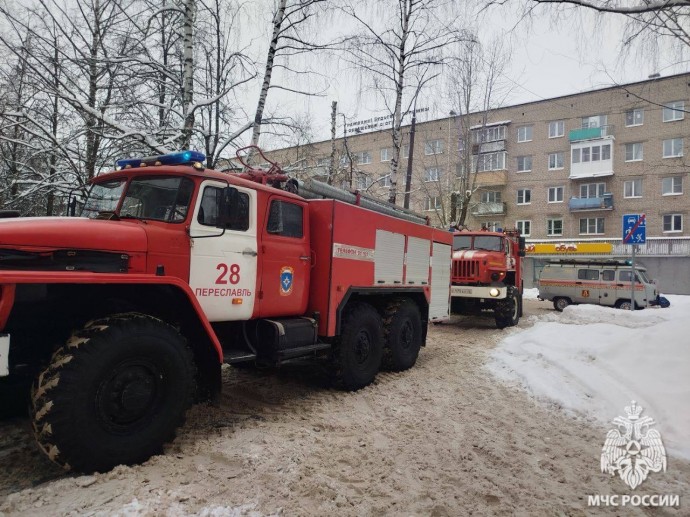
[
  {"left": 332, "top": 303, "right": 383, "bottom": 391},
  {"left": 495, "top": 286, "right": 520, "bottom": 329},
  {"left": 382, "top": 299, "right": 422, "bottom": 371},
  {"left": 553, "top": 297, "right": 571, "bottom": 312},
  {"left": 30, "top": 313, "right": 195, "bottom": 473}
]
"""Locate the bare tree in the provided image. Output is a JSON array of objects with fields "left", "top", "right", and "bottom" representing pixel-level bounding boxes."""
[
  {"left": 341, "top": 0, "right": 470, "bottom": 205},
  {"left": 517, "top": 1, "right": 690, "bottom": 63},
  {"left": 446, "top": 35, "right": 512, "bottom": 228}
]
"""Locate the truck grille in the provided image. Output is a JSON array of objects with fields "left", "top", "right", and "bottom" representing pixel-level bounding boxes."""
[{"left": 453, "top": 259, "right": 480, "bottom": 279}]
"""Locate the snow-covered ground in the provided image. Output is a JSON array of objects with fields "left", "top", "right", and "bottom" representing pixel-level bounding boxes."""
[{"left": 488, "top": 292, "right": 690, "bottom": 460}]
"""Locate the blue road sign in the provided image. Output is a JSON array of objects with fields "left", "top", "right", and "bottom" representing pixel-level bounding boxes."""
[{"left": 622, "top": 213, "right": 646, "bottom": 244}]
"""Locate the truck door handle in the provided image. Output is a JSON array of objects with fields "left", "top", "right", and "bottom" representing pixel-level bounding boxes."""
[
  {"left": 299, "top": 255, "right": 310, "bottom": 261},
  {"left": 575, "top": 281, "right": 582, "bottom": 284},
  {"left": 616, "top": 283, "right": 624, "bottom": 287},
  {"left": 242, "top": 249, "right": 258, "bottom": 257}
]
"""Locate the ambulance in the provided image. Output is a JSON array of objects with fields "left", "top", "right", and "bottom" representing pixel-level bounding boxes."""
[{"left": 537, "top": 259, "right": 657, "bottom": 311}]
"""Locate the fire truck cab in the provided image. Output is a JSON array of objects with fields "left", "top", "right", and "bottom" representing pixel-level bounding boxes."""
[{"left": 0, "top": 149, "right": 452, "bottom": 472}]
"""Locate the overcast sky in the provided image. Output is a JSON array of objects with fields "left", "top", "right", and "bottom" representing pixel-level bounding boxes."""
[{"left": 263, "top": 2, "right": 689, "bottom": 147}]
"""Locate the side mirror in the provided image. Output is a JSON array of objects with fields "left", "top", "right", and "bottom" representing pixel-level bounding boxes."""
[
  {"left": 518, "top": 236, "right": 526, "bottom": 257},
  {"left": 218, "top": 187, "right": 239, "bottom": 228}
]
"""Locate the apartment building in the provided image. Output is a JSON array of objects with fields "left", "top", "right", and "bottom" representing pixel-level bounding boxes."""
[{"left": 267, "top": 73, "right": 689, "bottom": 243}]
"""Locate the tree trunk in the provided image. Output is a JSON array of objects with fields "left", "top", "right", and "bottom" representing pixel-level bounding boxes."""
[
  {"left": 180, "top": 0, "right": 197, "bottom": 149},
  {"left": 250, "top": 0, "right": 288, "bottom": 149}
]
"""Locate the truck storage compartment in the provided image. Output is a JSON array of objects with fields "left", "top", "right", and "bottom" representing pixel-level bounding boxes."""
[{"left": 251, "top": 317, "right": 317, "bottom": 351}]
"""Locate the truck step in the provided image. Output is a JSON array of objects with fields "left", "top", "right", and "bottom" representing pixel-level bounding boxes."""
[
  {"left": 223, "top": 349, "right": 257, "bottom": 364},
  {"left": 275, "top": 342, "right": 331, "bottom": 361}
]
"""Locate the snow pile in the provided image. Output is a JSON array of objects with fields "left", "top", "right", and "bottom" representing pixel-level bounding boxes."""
[
  {"left": 523, "top": 287, "right": 539, "bottom": 300},
  {"left": 488, "top": 295, "right": 690, "bottom": 460}
]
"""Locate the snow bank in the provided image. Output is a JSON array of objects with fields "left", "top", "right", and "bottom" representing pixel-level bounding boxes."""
[{"left": 488, "top": 295, "right": 690, "bottom": 460}]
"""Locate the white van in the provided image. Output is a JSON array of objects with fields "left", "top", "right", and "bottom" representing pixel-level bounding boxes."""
[{"left": 537, "top": 260, "right": 657, "bottom": 311}]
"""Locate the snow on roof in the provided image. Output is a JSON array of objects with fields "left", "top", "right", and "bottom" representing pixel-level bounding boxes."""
[{"left": 470, "top": 120, "right": 512, "bottom": 130}]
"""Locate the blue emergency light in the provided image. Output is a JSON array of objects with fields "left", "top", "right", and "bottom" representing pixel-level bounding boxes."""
[{"left": 115, "top": 150, "right": 206, "bottom": 170}]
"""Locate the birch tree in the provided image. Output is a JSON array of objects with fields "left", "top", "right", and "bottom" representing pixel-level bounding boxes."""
[
  {"left": 341, "top": 0, "right": 470, "bottom": 205},
  {"left": 447, "top": 35, "right": 511, "bottom": 227}
]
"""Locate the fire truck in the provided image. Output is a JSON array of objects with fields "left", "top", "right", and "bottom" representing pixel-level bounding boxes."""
[
  {"left": 450, "top": 228, "right": 525, "bottom": 329},
  {"left": 0, "top": 148, "right": 452, "bottom": 472}
]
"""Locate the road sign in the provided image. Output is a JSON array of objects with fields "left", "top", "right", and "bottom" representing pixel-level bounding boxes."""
[{"left": 622, "top": 213, "right": 646, "bottom": 244}]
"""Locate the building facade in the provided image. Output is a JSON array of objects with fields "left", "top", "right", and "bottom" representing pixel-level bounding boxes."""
[{"left": 266, "top": 73, "right": 690, "bottom": 291}]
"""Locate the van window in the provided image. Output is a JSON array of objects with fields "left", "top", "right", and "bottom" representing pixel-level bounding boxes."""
[
  {"left": 578, "top": 269, "right": 599, "bottom": 280},
  {"left": 602, "top": 270, "right": 615, "bottom": 281},
  {"left": 620, "top": 270, "right": 647, "bottom": 283}
]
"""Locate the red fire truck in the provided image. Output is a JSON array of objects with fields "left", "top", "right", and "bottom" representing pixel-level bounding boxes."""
[
  {"left": 450, "top": 228, "right": 525, "bottom": 329},
  {"left": 0, "top": 148, "right": 452, "bottom": 472}
]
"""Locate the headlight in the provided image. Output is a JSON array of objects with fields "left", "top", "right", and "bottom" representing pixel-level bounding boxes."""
[{"left": 489, "top": 288, "right": 500, "bottom": 297}]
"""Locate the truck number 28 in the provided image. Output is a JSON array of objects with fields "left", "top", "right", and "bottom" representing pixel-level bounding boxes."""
[{"left": 216, "top": 263, "right": 240, "bottom": 285}]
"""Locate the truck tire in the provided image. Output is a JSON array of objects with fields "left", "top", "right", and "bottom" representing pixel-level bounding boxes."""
[
  {"left": 495, "top": 286, "right": 520, "bottom": 329},
  {"left": 30, "top": 313, "right": 195, "bottom": 472},
  {"left": 332, "top": 303, "right": 383, "bottom": 391},
  {"left": 382, "top": 299, "right": 422, "bottom": 372},
  {"left": 553, "top": 297, "right": 571, "bottom": 312}
]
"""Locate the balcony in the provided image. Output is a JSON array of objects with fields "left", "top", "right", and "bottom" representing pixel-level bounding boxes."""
[
  {"left": 472, "top": 170, "right": 507, "bottom": 187},
  {"left": 568, "top": 193, "right": 613, "bottom": 211},
  {"left": 569, "top": 124, "right": 615, "bottom": 142},
  {"left": 471, "top": 202, "right": 507, "bottom": 216}
]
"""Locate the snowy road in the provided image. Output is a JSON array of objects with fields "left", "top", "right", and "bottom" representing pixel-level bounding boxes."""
[{"left": 1, "top": 300, "right": 688, "bottom": 515}]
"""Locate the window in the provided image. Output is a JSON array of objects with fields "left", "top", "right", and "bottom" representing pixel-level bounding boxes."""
[
  {"left": 380, "top": 175, "right": 391, "bottom": 187},
  {"left": 356, "top": 175, "right": 373, "bottom": 190},
  {"left": 517, "top": 126, "right": 533, "bottom": 142},
  {"left": 548, "top": 152, "right": 564, "bottom": 170},
  {"left": 624, "top": 179, "right": 642, "bottom": 198},
  {"left": 380, "top": 148, "right": 392, "bottom": 162},
  {"left": 474, "top": 152, "right": 506, "bottom": 172},
  {"left": 424, "top": 167, "right": 441, "bottom": 182},
  {"left": 198, "top": 186, "right": 250, "bottom": 231},
  {"left": 580, "top": 182, "right": 606, "bottom": 198},
  {"left": 480, "top": 191, "right": 502, "bottom": 203},
  {"left": 548, "top": 186, "right": 564, "bottom": 203},
  {"left": 119, "top": 176, "right": 194, "bottom": 223},
  {"left": 517, "top": 155, "right": 532, "bottom": 172},
  {"left": 425, "top": 196, "right": 441, "bottom": 211},
  {"left": 625, "top": 143, "right": 643, "bottom": 162},
  {"left": 579, "top": 217, "right": 604, "bottom": 235},
  {"left": 547, "top": 218, "right": 563, "bottom": 236},
  {"left": 602, "top": 144, "right": 611, "bottom": 160},
  {"left": 517, "top": 188, "right": 531, "bottom": 205},
  {"left": 625, "top": 108, "right": 644, "bottom": 127},
  {"left": 602, "top": 270, "right": 615, "bottom": 281},
  {"left": 662, "top": 138, "right": 683, "bottom": 158},
  {"left": 582, "top": 114, "right": 607, "bottom": 128},
  {"left": 548, "top": 120, "right": 564, "bottom": 138},
  {"left": 473, "top": 126, "right": 506, "bottom": 143},
  {"left": 402, "top": 145, "right": 409, "bottom": 158},
  {"left": 663, "top": 214, "right": 683, "bottom": 232},
  {"left": 578, "top": 269, "right": 599, "bottom": 281},
  {"left": 572, "top": 144, "right": 611, "bottom": 164},
  {"left": 267, "top": 200, "right": 303, "bottom": 238},
  {"left": 662, "top": 176, "right": 682, "bottom": 195},
  {"left": 516, "top": 220, "right": 531, "bottom": 236},
  {"left": 353, "top": 151, "right": 372, "bottom": 164},
  {"left": 317, "top": 157, "right": 330, "bottom": 167},
  {"left": 663, "top": 101, "right": 685, "bottom": 122},
  {"left": 425, "top": 139, "right": 443, "bottom": 155}
]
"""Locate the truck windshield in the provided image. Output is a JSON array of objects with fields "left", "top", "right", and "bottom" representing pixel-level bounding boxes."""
[
  {"left": 83, "top": 176, "right": 195, "bottom": 223},
  {"left": 82, "top": 179, "right": 126, "bottom": 218},
  {"left": 453, "top": 235, "right": 472, "bottom": 250},
  {"left": 120, "top": 177, "right": 195, "bottom": 222},
  {"left": 473, "top": 235, "right": 502, "bottom": 251}
]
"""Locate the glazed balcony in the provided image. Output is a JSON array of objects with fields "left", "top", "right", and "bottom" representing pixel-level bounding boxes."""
[
  {"left": 471, "top": 202, "right": 507, "bottom": 216},
  {"left": 472, "top": 170, "right": 508, "bottom": 187},
  {"left": 568, "top": 193, "right": 613, "bottom": 211},
  {"left": 569, "top": 124, "right": 615, "bottom": 142}
]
